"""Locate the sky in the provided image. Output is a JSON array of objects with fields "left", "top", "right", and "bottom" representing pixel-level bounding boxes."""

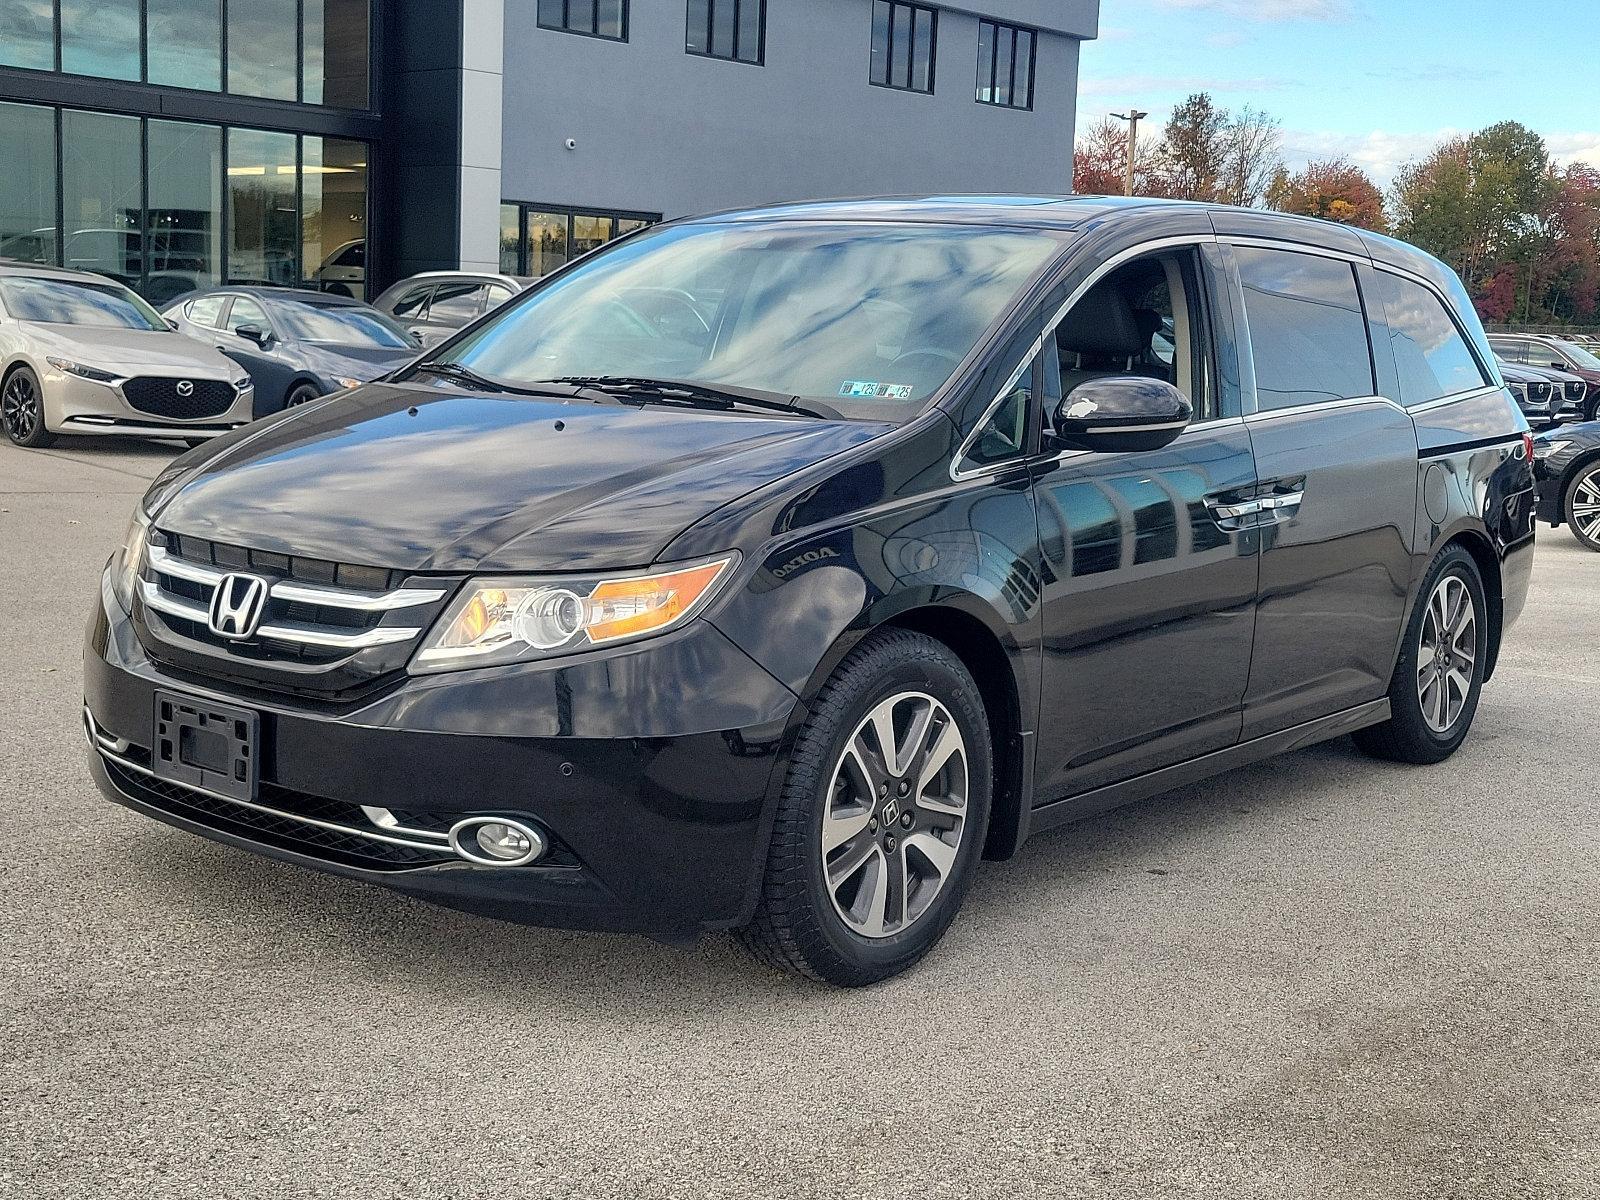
[{"left": 1078, "top": 0, "right": 1600, "bottom": 186}]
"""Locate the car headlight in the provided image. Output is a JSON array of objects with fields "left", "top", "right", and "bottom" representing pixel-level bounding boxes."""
[
  {"left": 47, "top": 356, "right": 120, "bottom": 384},
  {"left": 234, "top": 376, "right": 254, "bottom": 392},
  {"left": 110, "top": 508, "right": 153, "bottom": 614},
  {"left": 413, "top": 555, "right": 739, "bottom": 673},
  {"left": 331, "top": 376, "right": 363, "bottom": 391},
  {"left": 1534, "top": 439, "right": 1571, "bottom": 459}
]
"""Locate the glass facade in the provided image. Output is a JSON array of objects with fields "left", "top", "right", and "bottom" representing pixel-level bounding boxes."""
[
  {"left": 0, "top": 104, "right": 369, "bottom": 301},
  {"left": 0, "top": 102, "right": 58, "bottom": 265},
  {"left": 499, "top": 204, "right": 659, "bottom": 278},
  {"left": 1, "top": 0, "right": 370, "bottom": 108}
]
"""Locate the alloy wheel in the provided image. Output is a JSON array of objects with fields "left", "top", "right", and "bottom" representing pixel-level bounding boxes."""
[
  {"left": 1416, "top": 574, "right": 1477, "bottom": 734},
  {"left": 2, "top": 372, "right": 40, "bottom": 443},
  {"left": 822, "top": 691, "right": 968, "bottom": 939},
  {"left": 1570, "top": 467, "right": 1600, "bottom": 546}
]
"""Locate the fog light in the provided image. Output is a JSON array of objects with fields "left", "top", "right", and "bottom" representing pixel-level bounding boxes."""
[{"left": 448, "top": 816, "right": 547, "bottom": 867}]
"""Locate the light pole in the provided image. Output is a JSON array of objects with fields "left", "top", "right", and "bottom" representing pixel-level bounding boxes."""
[{"left": 1111, "top": 109, "right": 1148, "bottom": 197}]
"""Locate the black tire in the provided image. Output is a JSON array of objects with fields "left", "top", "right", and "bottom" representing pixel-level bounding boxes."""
[
  {"left": 1354, "top": 545, "right": 1489, "bottom": 764},
  {"left": 737, "top": 628, "right": 993, "bottom": 986},
  {"left": 1563, "top": 460, "right": 1600, "bottom": 552},
  {"left": 284, "top": 383, "right": 321, "bottom": 409},
  {"left": 2, "top": 365, "right": 54, "bottom": 447}
]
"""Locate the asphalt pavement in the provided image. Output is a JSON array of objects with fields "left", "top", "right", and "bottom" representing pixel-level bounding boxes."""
[{"left": 1, "top": 435, "right": 1596, "bottom": 1199}]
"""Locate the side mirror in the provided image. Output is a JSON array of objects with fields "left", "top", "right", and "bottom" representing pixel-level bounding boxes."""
[
  {"left": 1050, "top": 376, "right": 1193, "bottom": 453},
  {"left": 234, "top": 323, "right": 270, "bottom": 346},
  {"left": 164, "top": 317, "right": 179, "bottom": 331}
]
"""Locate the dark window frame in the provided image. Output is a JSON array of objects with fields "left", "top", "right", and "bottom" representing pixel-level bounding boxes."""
[
  {"left": 686, "top": 0, "right": 765, "bottom": 65},
  {"left": 976, "top": 18, "right": 1036, "bottom": 111},
  {"left": 499, "top": 200, "right": 661, "bottom": 277},
  {"left": 870, "top": 0, "right": 937, "bottom": 95},
  {"left": 537, "top": 0, "right": 630, "bottom": 42}
]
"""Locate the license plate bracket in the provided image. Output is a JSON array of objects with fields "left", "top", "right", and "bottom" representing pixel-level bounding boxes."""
[{"left": 152, "top": 690, "right": 259, "bottom": 802}]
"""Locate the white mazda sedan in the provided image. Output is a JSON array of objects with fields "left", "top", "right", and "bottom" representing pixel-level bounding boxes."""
[{"left": 1, "top": 262, "right": 253, "bottom": 449}]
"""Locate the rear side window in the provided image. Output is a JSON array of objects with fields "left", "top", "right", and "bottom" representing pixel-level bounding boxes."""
[
  {"left": 1372, "top": 270, "right": 1489, "bottom": 406},
  {"left": 186, "top": 295, "right": 226, "bottom": 328},
  {"left": 1235, "top": 246, "right": 1374, "bottom": 412},
  {"left": 428, "top": 283, "right": 488, "bottom": 323},
  {"left": 390, "top": 285, "right": 434, "bottom": 319}
]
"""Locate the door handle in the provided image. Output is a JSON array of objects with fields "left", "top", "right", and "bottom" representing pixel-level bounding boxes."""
[{"left": 1206, "top": 487, "right": 1304, "bottom": 529}]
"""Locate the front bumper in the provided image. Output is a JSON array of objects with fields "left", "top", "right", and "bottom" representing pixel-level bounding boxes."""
[
  {"left": 45, "top": 369, "right": 253, "bottom": 437},
  {"left": 84, "top": 575, "right": 801, "bottom": 941}
]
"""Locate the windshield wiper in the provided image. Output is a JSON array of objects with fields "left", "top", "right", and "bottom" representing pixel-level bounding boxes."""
[
  {"left": 410, "top": 362, "right": 616, "bottom": 403},
  {"left": 547, "top": 376, "right": 840, "bottom": 421}
]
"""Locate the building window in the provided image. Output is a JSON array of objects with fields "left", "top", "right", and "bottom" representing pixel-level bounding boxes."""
[
  {"left": 147, "top": 119, "right": 225, "bottom": 302},
  {"left": 499, "top": 203, "right": 660, "bottom": 277},
  {"left": 537, "top": 0, "right": 628, "bottom": 41},
  {"left": 976, "top": 19, "right": 1035, "bottom": 110},
  {"left": 687, "top": 0, "right": 764, "bottom": 64},
  {"left": 0, "top": 101, "right": 59, "bottom": 265},
  {"left": 5, "top": 1, "right": 371, "bottom": 109},
  {"left": 870, "top": 0, "right": 935, "bottom": 94},
  {"left": 302, "top": 137, "right": 369, "bottom": 295}
]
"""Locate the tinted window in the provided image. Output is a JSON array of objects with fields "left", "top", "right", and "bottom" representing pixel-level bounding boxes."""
[
  {"left": 959, "top": 352, "right": 1036, "bottom": 472},
  {"left": 60, "top": 0, "right": 141, "bottom": 80},
  {"left": 870, "top": 1, "right": 936, "bottom": 93},
  {"left": 187, "top": 295, "right": 227, "bottom": 328},
  {"left": 1235, "top": 246, "right": 1373, "bottom": 411},
  {"left": 390, "top": 285, "right": 434, "bottom": 319},
  {"left": 1488, "top": 339, "right": 1525, "bottom": 364},
  {"left": 0, "top": 0, "right": 54, "bottom": 69},
  {"left": 229, "top": 0, "right": 297, "bottom": 100},
  {"left": 1373, "top": 270, "right": 1489, "bottom": 406},
  {"left": 0, "top": 102, "right": 57, "bottom": 266},
  {"left": 538, "top": 0, "right": 627, "bottom": 39},
  {"left": 687, "top": 0, "right": 763, "bottom": 63},
  {"left": 0, "top": 277, "right": 165, "bottom": 330},
  {"left": 977, "top": 20, "right": 1035, "bottom": 109},
  {"left": 61, "top": 111, "right": 142, "bottom": 286}
]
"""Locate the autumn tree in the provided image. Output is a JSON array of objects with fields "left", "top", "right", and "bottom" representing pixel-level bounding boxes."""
[
  {"left": 1266, "top": 157, "right": 1387, "bottom": 231},
  {"left": 1072, "top": 116, "right": 1167, "bottom": 196},
  {"left": 1158, "top": 93, "right": 1230, "bottom": 201}
]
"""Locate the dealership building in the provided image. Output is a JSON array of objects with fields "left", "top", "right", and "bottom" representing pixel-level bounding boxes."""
[{"left": 0, "top": 0, "right": 1098, "bottom": 302}]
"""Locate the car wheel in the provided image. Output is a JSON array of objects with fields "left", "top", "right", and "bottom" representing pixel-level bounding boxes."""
[
  {"left": 737, "top": 628, "right": 992, "bottom": 986},
  {"left": 285, "top": 384, "right": 321, "bottom": 409},
  {"left": 2, "top": 366, "right": 54, "bottom": 448},
  {"left": 1564, "top": 460, "right": 1600, "bottom": 552},
  {"left": 1354, "top": 545, "right": 1489, "bottom": 765}
]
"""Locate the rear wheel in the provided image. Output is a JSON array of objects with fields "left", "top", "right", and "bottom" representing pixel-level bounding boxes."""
[
  {"left": 1354, "top": 545, "right": 1488, "bottom": 764},
  {"left": 1564, "top": 461, "right": 1600, "bottom": 552},
  {"left": 737, "top": 629, "right": 992, "bottom": 986},
  {"left": 2, "top": 366, "right": 53, "bottom": 447}
]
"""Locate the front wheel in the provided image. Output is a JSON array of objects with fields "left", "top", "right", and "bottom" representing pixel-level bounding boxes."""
[
  {"left": 2, "top": 366, "right": 54, "bottom": 447},
  {"left": 737, "top": 629, "right": 992, "bottom": 986},
  {"left": 1354, "top": 546, "right": 1489, "bottom": 764},
  {"left": 1563, "top": 461, "right": 1600, "bottom": 552},
  {"left": 284, "top": 383, "right": 321, "bottom": 409}
]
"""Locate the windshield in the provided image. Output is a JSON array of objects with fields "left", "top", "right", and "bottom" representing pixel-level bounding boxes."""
[
  {"left": 272, "top": 300, "right": 415, "bottom": 349},
  {"left": 435, "top": 222, "right": 1064, "bottom": 415},
  {"left": 1553, "top": 338, "right": 1600, "bottom": 370},
  {"left": 0, "top": 276, "right": 166, "bottom": 330}
]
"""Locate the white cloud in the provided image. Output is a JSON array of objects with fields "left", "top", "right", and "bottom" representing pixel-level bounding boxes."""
[
  {"left": 1277, "top": 128, "right": 1600, "bottom": 187},
  {"left": 1546, "top": 132, "right": 1600, "bottom": 170},
  {"left": 1154, "top": 0, "right": 1356, "bottom": 20}
]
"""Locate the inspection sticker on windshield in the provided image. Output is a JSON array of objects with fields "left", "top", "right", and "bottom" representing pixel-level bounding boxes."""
[{"left": 839, "top": 381, "right": 913, "bottom": 399}]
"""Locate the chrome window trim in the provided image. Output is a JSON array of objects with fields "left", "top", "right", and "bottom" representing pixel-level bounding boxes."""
[
  {"left": 950, "top": 233, "right": 1220, "bottom": 482},
  {"left": 96, "top": 747, "right": 456, "bottom": 855},
  {"left": 1244, "top": 394, "right": 1407, "bottom": 423}
]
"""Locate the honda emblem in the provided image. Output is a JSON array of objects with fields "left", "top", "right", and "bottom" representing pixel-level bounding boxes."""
[{"left": 208, "top": 573, "right": 269, "bottom": 639}]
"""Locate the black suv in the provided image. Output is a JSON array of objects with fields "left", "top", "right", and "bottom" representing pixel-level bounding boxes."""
[{"left": 85, "top": 198, "right": 1536, "bottom": 986}]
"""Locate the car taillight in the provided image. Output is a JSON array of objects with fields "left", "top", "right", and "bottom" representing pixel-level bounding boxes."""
[{"left": 1523, "top": 432, "right": 1535, "bottom": 462}]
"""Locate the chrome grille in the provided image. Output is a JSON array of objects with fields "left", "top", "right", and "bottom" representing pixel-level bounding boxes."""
[
  {"left": 135, "top": 531, "right": 458, "bottom": 698},
  {"left": 1566, "top": 381, "right": 1587, "bottom": 405}
]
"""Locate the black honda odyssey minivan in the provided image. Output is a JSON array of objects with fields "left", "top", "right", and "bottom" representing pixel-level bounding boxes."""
[{"left": 85, "top": 197, "right": 1536, "bottom": 985}]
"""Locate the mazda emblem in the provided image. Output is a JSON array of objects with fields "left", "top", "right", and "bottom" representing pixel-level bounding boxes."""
[
  {"left": 208, "top": 573, "right": 269, "bottom": 640},
  {"left": 176, "top": 380, "right": 195, "bottom": 397}
]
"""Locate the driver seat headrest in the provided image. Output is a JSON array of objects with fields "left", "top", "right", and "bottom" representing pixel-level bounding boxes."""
[{"left": 1056, "top": 282, "right": 1146, "bottom": 360}]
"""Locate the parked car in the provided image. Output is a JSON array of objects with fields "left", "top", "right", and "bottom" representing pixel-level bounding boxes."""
[
  {"left": 372, "top": 271, "right": 529, "bottom": 346},
  {"left": 163, "top": 287, "right": 420, "bottom": 415},
  {"left": 1507, "top": 361, "right": 1590, "bottom": 423},
  {"left": 84, "top": 197, "right": 1535, "bottom": 986},
  {"left": 1, "top": 262, "right": 252, "bottom": 448},
  {"left": 1533, "top": 420, "right": 1600, "bottom": 551},
  {"left": 1497, "top": 361, "right": 1563, "bottom": 427},
  {"left": 1489, "top": 333, "right": 1600, "bottom": 421},
  {"left": 313, "top": 239, "right": 365, "bottom": 297}
]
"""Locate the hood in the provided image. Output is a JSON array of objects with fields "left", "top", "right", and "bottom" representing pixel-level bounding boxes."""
[
  {"left": 151, "top": 383, "right": 889, "bottom": 572},
  {"left": 1506, "top": 362, "right": 1580, "bottom": 384},
  {"left": 301, "top": 342, "right": 420, "bottom": 382},
  {"left": 25, "top": 323, "right": 238, "bottom": 378}
]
